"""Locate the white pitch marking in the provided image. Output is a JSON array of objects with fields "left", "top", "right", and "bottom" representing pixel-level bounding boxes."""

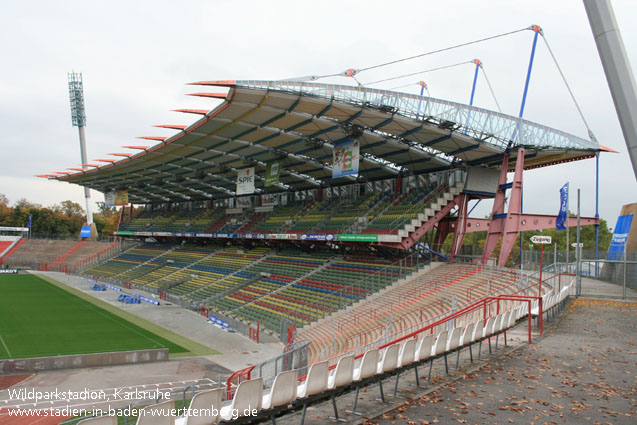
[{"left": 0, "top": 334, "right": 11, "bottom": 358}]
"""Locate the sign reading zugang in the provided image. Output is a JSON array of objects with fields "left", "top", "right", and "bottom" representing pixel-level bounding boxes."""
[{"left": 236, "top": 167, "right": 255, "bottom": 195}]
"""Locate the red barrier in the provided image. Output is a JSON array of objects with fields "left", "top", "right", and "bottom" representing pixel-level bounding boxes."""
[{"left": 226, "top": 365, "right": 255, "bottom": 399}]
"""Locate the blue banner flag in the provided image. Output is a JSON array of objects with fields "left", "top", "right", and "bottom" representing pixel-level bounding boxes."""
[
  {"left": 607, "top": 214, "right": 633, "bottom": 260},
  {"left": 555, "top": 183, "right": 568, "bottom": 230},
  {"left": 28, "top": 215, "right": 32, "bottom": 229}
]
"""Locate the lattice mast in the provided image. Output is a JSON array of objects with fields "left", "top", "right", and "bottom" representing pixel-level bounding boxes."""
[{"left": 68, "top": 72, "right": 94, "bottom": 225}]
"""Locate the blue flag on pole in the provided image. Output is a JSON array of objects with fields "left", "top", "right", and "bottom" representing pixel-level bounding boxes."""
[
  {"left": 556, "top": 183, "right": 568, "bottom": 230},
  {"left": 28, "top": 215, "right": 32, "bottom": 229}
]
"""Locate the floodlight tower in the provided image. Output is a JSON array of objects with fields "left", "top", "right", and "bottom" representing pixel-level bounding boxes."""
[{"left": 68, "top": 72, "right": 95, "bottom": 230}]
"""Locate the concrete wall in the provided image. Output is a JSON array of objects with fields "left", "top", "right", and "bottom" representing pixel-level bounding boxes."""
[{"left": 0, "top": 348, "right": 169, "bottom": 374}]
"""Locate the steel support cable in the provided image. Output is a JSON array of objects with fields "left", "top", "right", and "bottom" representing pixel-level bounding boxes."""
[
  {"left": 363, "top": 61, "right": 473, "bottom": 86},
  {"left": 479, "top": 63, "right": 503, "bottom": 112},
  {"left": 389, "top": 83, "right": 432, "bottom": 98},
  {"left": 354, "top": 27, "right": 531, "bottom": 75},
  {"left": 540, "top": 33, "right": 597, "bottom": 142},
  {"left": 282, "top": 27, "right": 531, "bottom": 83}
]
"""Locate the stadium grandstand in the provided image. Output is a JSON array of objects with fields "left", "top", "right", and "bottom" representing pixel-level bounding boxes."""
[
  {"left": 29, "top": 77, "right": 601, "bottom": 343},
  {"left": 15, "top": 72, "right": 606, "bottom": 424}
]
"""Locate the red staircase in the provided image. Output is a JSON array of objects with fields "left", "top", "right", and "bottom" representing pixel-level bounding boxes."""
[{"left": 47, "top": 241, "right": 87, "bottom": 271}]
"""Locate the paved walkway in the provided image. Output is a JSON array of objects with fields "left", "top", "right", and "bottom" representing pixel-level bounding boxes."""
[
  {"left": 361, "top": 298, "right": 637, "bottom": 425},
  {"left": 580, "top": 275, "right": 637, "bottom": 299}
]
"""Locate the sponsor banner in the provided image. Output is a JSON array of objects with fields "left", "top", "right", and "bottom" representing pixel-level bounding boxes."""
[
  {"left": 235, "top": 197, "right": 252, "bottom": 208},
  {"left": 152, "top": 232, "right": 172, "bottom": 237},
  {"left": 270, "top": 233, "right": 298, "bottom": 240},
  {"left": 608, "top": 214, "right": 633, "bottom": 261},
  {"left": 0, "top": 269, "right": 18, "bottom": 274},
  {"left": 115, "top": 231, "right": 134, "bottom": 236},
  {"left": 255, "top": 205, "right": 275, "bottom": 212},
  {"left": 80, "top": 226, "right": 92, "bottom": 238},
  {"left": 300, "top": 234, "right": 335, "bottom": 241},
  {"left": 114, "top": 190, "right": 129, "bottom": 206},
  {"left": 265, "top": 162, "right": 281, "bottom": 187},
  {"left": 104, "top": 191, "right": 116, "bottom": 207},
  {"left": 196, "top": 233, "right": 213, "bottom": 238},
  {"left": 104, "top": 283, "right": 121, "bottom": 292},
  {"left": 226, "top": 208, "right": 243, "bottom": 214},
  {"left": 332, "top": 139, "right": 360, "bottom": 178},
  {"left": 337, "top": 234, "right": 378, "bottom": 242},
  {"left": 131, "top": 292, "right": 160, "bottom": 305},
  {"left": 134, "top": 232, "right": 153, "bottom": 237},
  {"left": 216, "top": 233, "right": 239, "bottom": 239},
  {"left": 556, "top": 183, "right": 568, "bottom": 231},
  {"left": 236, "top": 167, "right": 255, "bottom": 195},
  {"left": 208, "top": 315, "right": 229, "bottom": 328},
  {"left": 261, "top": 194, "right": 278, "bottom": 207}
]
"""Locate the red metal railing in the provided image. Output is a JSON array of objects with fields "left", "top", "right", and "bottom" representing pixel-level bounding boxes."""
[
  {"left": 226, "top": 365, "right": 255, "bottom": 399},
  {"left": 466, "top": 268, "right": 518, "bottom": 300}
]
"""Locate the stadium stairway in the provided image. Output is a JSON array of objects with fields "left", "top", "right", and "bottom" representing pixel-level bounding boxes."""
[
  {"left": 170, "top": 247, "right": 270, "bottom": 299},
  {"left": 136, "top": 247, "right": 218, "bottom": 290},
  {"left": 213, "top": 252, "right": 334, "bottom": 330},
  {"left": 3, "top": 239, "right": 78, "bottom": 268},
  {"left": 85, "top": 244, "right": 176, "bottom": 281},
  {"left": 46, "top": 240, "right": 87, "bottom": 271},
  {"left": 190, "top": 250, "right": 273, "bottom": 303},
  {"left": 359, "top": 180, "right": 465, "bottom": 247}
]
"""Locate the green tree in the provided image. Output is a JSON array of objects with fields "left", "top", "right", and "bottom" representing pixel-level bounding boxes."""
[{"left": 94, "top": 202, "right": 119, "bottom": 236}]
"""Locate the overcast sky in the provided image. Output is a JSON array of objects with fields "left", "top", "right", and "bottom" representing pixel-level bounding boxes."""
[{"left": 0, "top": 0, "right": 635, "bottom": 228}]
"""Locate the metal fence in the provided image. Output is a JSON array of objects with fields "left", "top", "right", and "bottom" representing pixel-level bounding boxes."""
[{"left": 251, "top": 340, "right": 312, "bottom": 388}]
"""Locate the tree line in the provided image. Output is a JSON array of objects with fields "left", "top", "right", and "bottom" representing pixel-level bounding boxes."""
[{"left": 0, "top": 194, "right": 119, "bottom": 236}]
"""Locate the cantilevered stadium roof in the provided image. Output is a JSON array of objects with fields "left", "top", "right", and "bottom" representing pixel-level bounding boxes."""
[{"left": 50, "top": 80, "right": 604, "bottom": 204}]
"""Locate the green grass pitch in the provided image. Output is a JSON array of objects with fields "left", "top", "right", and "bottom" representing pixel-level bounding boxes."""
[{"left": 0, "top": 274, "right": 190, "bottom": 360}]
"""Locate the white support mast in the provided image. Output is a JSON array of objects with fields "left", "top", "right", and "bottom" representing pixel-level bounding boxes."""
[{"left": 583, "top": 0, "right": 637, "bottom": 180}]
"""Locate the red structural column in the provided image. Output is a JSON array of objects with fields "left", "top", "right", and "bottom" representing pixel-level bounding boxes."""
[
  {"left": 433, "top": 220, "right": 452, "bottom": 253},
  {"left": 497, "top": 148, "right": 525, "bottom": 267},
  {"left": 481, "top": 153, "right": 510, "bottom": 263}
]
